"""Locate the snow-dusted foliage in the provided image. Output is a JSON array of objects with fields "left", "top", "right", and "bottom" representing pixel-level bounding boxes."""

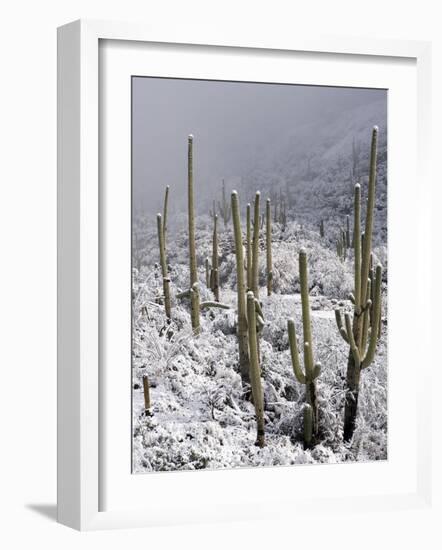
[
  {"left": 131, "top": 84, "right": 388, "bottom": 473},
  {"left": 132, "top": 215, "right": 387, "bottom": 473}
]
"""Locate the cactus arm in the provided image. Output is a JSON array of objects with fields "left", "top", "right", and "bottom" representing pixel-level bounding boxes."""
[
  {"left": 334, "top": 309, "right": 349, "bottom": 343},
  {"left": 354, "top": 183, "right": 362, "bottom": 310},
  {"left": 200, "top": 301, "right": 230, "bottom": 310},
  {"left": 361, "top": 264, "right": 382, "bottom": 369},
  {"left": 313, "top": 363, "right": 321, "bottom": 380},
  {"left": 287, "top": 319, "right": 306, "bottom": 384},
  {"left": 254, "top": 298, "right": 264, "bottom": 321},
  {"left": 256, "top": 314, "right": 265, "bottom": 332},
  {"left": 176, "top": 289, "right": 191, "bottom": 299},
  {"left": 345, "top": 313, "right": 361, "bottom": 366},
  {"left": 360, "top": 302, "right": 372, "bottom": 354},
  {"left": 348, "top": 293, "right": 355, "bottom": 305},
  {"left": 251, "top": 192, "right": 261, "bottom": 298}
]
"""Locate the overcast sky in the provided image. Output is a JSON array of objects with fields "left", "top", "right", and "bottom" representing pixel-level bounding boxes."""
[{"left": 132, "top": 77, "right": 386, "bottom": 214}]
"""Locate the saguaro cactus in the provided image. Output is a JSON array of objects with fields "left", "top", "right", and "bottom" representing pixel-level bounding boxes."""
[
  {"left": 187, "top": 135, "right": 199, "bottom": 332},
  {"left": 335, "top": 126, "right": 383, "bottom": 441},
  {"left": 189, "top": 282, "right": 201, "bottom": 335},
  {"left": 205, "top": 257, "right": 210, "bottom": 288},
  {"left": 319, "top": 219, "right": 325, "bottom": 238},
  {"left": 163, "top": 185, "right": 170, "bottom": 242},
  {"left": 247, "top": 291, "right": 265, "bottom": 447},
  {"left": 218, "top": 179, "right": 231, "bottom": 227},
  {"left": 346, "top": 214, "right": 351, "bottom": 249},
  {"left": 287, "top": 249, "right": 321, "bottom": 447},
  {"left": 231, "top": 190, "right": 250, "bottom": 385},
  {"left": 246, "top": 203, "right": 252, "bottom": 291},
  {"left": 210, "top": 214, "right": 220, "bottom": 301},
  {"left": 142, "top": 375, "right": 151, "bottom": 415},
  {"left": 156, "top": 213, "right": 171, "bottom": 319},
  {"left": 251, "top": 191, "right": 261, "bottom": 300},
  {"left": 266, "top": 198, "right": 273, "bottom": 296}
]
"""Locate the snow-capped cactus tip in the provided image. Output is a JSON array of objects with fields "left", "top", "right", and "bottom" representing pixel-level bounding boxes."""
[
  {"left": 231, "top": 190, "right": 238, "bottom": 196},
  {"left": 188, "top": 134, "right": 194, "bottom": 140},
  {"left": 373, "top": 125, "right": 379, "bottom": 132},
  {"left": 299, "top": 247, "right": 307, "bottom": 255},
  {"left": 355, "top": 182, "right": 361, "bottom": 189}
]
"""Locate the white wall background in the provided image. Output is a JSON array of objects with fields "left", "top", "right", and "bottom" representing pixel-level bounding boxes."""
[{"left": 0, "top": 1, "right": 440, "bottom": 548}]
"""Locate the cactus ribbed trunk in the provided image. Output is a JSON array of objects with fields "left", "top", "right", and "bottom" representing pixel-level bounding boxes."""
[
  {"left": 156, "top": 213, "right": 171, "bottom": 319},
  {"left": 211, "top": 214, "right": 219, "bottom": 301},
  {"left": 299, "top": 250, "right": 318, "bottom": 435},
  {"left": 247, "top": 291, "right": 265, "bottom": 447},
  {"left": 163, "top": 185, "right": 169, "bottom": 242},
  {"left": 266, "top": 198, "right": 272, "bottom": 296},
  {"left": 231, "top": 191, "right": 250, "bottom": 385},
  {"left": 190, "top": 282, "right": 200, "bottom": 335},
  {"left": 187, "top": 135, "right": 199, "bottom": 332},
  {"left": 219, "top": 179, "right": 231, "bottom": 226},
  {"left": 287, "top": 249, "right": 321, "bottom": 448},
  {"left": 143, "top": 375, "right": 151, "bottom": 413},
  {"left": 339, "top": 126, "right": 381, "bottom": 442},
  {"left": 251, "top": 192, "right": 260, "bottom": 300},
  {"left": 205, "top": 257, "right": 210, "bottom": 288},
  {"left": 246, "top": 203, "right": 252, "bottom": 291}
]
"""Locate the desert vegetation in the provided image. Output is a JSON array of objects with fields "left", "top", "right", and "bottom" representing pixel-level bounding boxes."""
[{"left": 132, "top": 105, "right": 387, "bottom": 472}]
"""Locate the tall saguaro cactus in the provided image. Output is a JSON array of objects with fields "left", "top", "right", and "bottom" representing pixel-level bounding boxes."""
[
  {"left": 335, "top": 126, "right": 383, "bottom": 441},
  {"left": 156, "top": 213, "right": 171, "bottom": 319},
  {"left": 287, "top": 249, "right": 321, "bottom": 447},
  {"left": 187, "top": 135, "right": 199, "bottom": 332},
  {"left": 210, "top": 214, "right": 220, "bottom": 301},
  {"left": 246, "top": 203, "right": 252, "bottom": 291},
  {"left": 163, "top": 185, "right": 170, "bottom": 241},
  {"left": 247, "top": 291, "right": 265, "bottom": 447},
  {"left": 218, "top": 179, "right": 231, "bottom": 227},
  {"left": 231, "top": 191, "right": 250, "bottom": 385},
  {"left": 266, "top": 198, "right": 272, "bottom": 296},
  {"left": 251, "top": 191, "right": 261, "bottom": 300}
]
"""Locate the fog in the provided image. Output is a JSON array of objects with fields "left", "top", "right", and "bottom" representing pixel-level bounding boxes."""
[{"left": 132, "top": 77, "right": 386, "bottom": 214}]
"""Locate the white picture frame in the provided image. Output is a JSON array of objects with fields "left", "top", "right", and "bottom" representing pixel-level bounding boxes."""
[{"left": 57, "top": 19, "right": 433, "bottom": 531}]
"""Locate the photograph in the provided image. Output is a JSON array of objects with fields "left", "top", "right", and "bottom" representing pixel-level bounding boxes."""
[{"left": 131, "top": 77, "right": 388, "bottom": 473}]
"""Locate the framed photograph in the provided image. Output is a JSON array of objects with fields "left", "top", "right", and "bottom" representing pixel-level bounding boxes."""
[{"left": 57, "top": 19, "right": 432, "bottom": 530}]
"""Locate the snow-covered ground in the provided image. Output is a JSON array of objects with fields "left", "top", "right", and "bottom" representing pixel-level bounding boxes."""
[{"left": 132, "top": 219, "right": 387, "bottom": 473}]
